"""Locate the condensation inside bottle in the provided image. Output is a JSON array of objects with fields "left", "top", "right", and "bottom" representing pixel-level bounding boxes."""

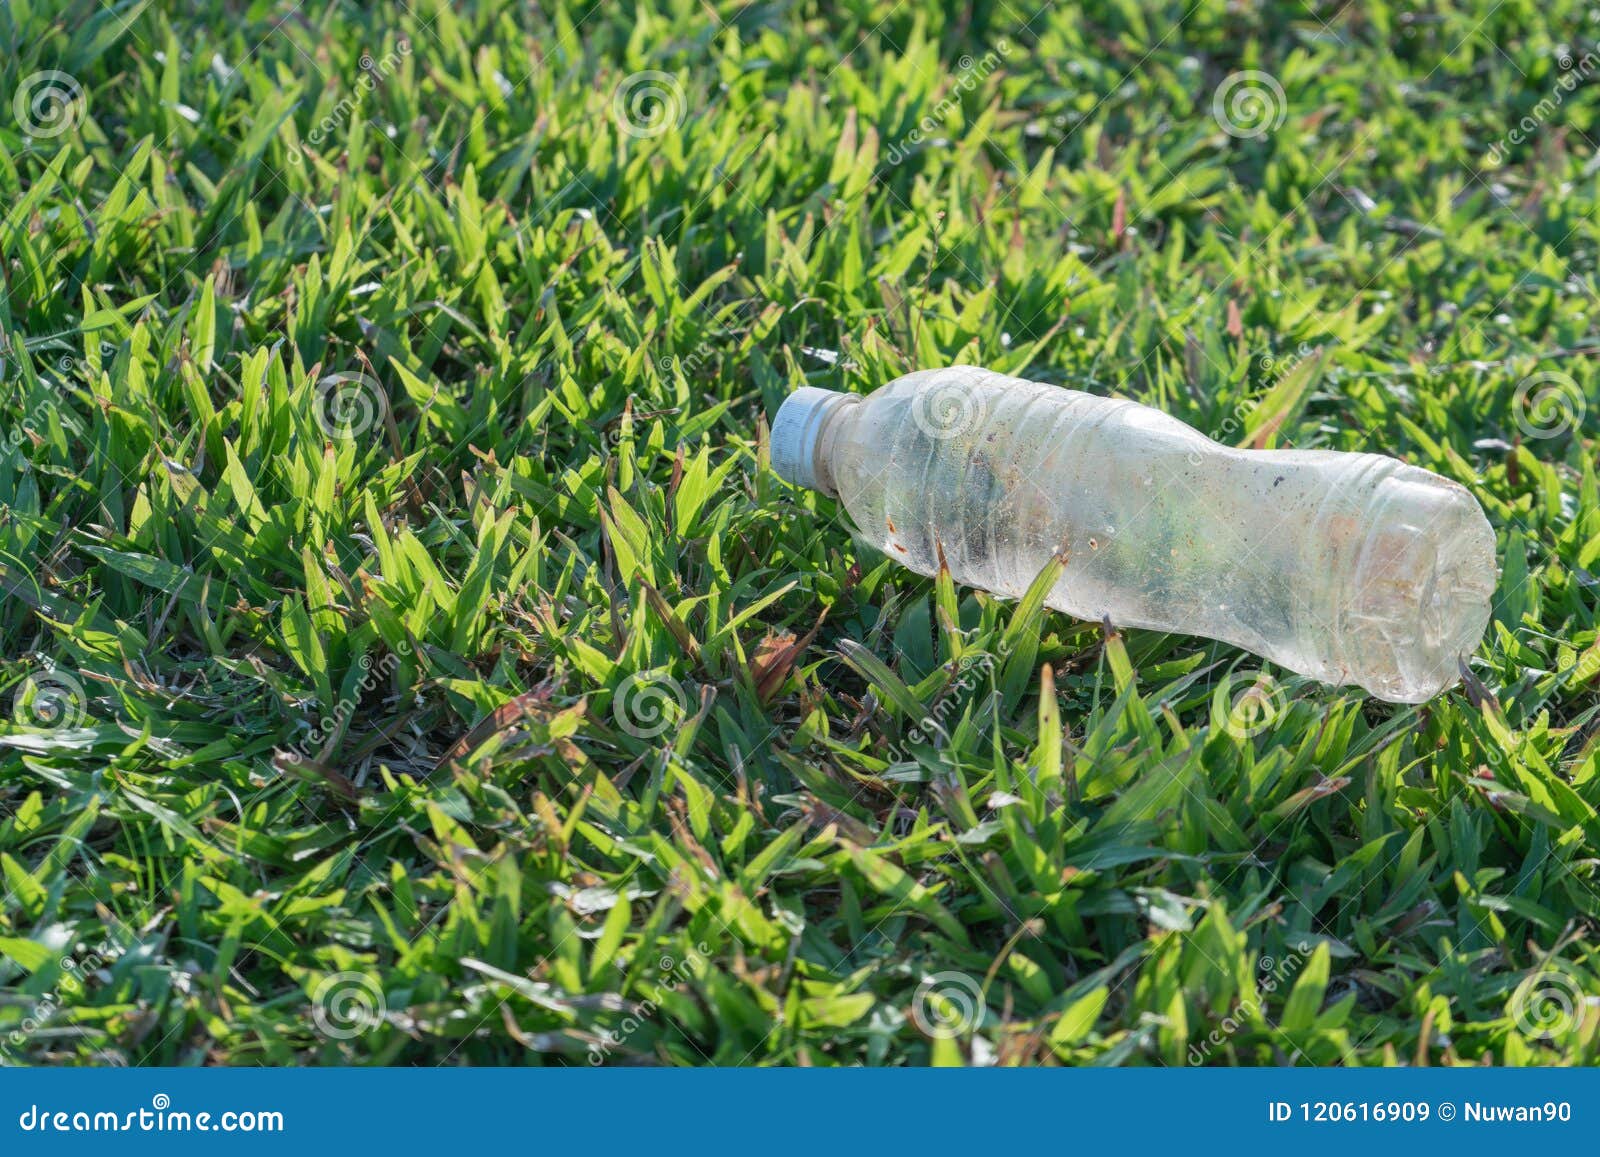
[{"left": 812, "top": 367, "right": 1498, "bottom": 703}]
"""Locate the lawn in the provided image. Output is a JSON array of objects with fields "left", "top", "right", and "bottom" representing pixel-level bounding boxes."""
[{"left": 1, "top": 0, "right": 1598, "bottom": 1067}]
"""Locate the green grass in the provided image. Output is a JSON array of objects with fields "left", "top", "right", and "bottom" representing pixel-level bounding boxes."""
[{"left": 2, "top": 0, "right": 1599, "bottom": 1067}]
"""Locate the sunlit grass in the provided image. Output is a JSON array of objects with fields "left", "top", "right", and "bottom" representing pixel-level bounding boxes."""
[{"left": 0, "top": 0, "right": 1597, "bottom": 1066}]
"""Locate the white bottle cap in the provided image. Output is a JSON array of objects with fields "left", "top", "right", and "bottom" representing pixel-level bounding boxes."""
[{"left": 770, "top": 386, "right": 856, "bottom": 495}]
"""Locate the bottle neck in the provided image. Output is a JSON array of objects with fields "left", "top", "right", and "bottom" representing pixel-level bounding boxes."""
[
  {"left": 809, "top": 398, "right": 855, "bottom": 497},
  {"left": 770, "top": 386, "right": 859, "bottom": 497}
]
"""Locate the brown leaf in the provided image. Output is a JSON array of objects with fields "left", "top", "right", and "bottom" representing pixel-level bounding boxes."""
[
  {"left": 273, "top": 752, "right": 359, "bottom": 802},
  {"left": 641, "top": 579, "right": 701, "bottom": 664},
  {"left": 435, "top": 687, "right": 562, "bottom": 776},
  {"left": 1457, "top": 657, "right": 1498, "bottom": 711},
  {"left": 750, "top": 601, "right": 831, "bottom": 703},
  {"left": 1270, "top": 775, "right": 1351, "bottom": 818}
]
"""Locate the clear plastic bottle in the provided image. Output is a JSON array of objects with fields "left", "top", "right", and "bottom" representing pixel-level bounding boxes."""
[{"left": 771, "top": 367, "right": 1498, "bottom": 703}]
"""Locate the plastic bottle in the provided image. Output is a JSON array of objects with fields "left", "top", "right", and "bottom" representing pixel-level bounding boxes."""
[{"left": 770, "top": 366, "right": 1498, "bottom": 703}]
